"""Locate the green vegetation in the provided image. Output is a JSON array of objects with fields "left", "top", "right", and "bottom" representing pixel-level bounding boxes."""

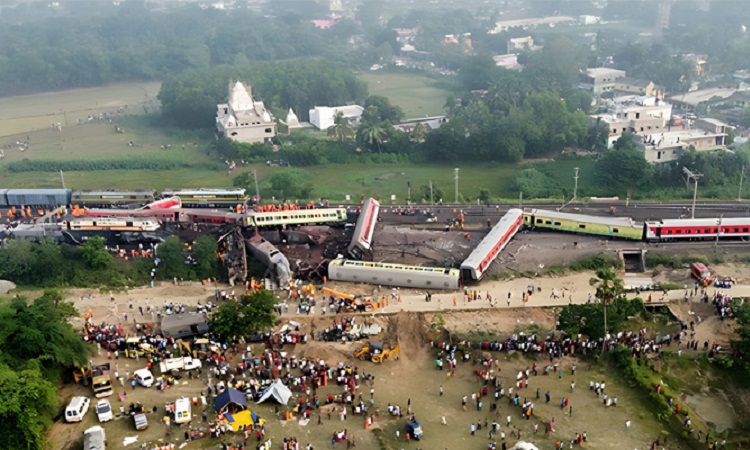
[
  {"left": 558, "top": 297, "right": 644, "bottom": 340},
  {"left": 645, "top": 253, "right": 709, "bottom": 270},
  {"left": 7, "top": 155, "right": 210, "bottom": 172},
  {"left": 156, "top": 236, "right": 220, "bottom": 282},
  {"left": 548, "top": 253, "right": 624, "bottom": 275},
  {"left": 0, "top": 238, "right": 146, "bottom": 287},
  {"left": 0, "top": 289, "right": 89, "bottom": 449},
  {"left": 209, "top": 290, "right": 277, "bottom": 342},
  {"left": 0, "top": 236, "right": 220, "bottom": 289}
]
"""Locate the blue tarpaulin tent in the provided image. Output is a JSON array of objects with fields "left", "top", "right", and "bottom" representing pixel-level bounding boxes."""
[{"left": 214, "top": 388, "right": 248, "bottom": 415}]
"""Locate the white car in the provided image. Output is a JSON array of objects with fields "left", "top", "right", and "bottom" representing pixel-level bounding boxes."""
[{"left": 96, "top": 399, "right": 113, "bottom": 423}]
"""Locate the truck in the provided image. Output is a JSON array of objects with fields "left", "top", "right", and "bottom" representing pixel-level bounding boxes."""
[
  {"left": 159, "top": 356, "right": 202, "bottom": 374},
  {"left": 83, "top": 425, "right": 106, "bottom": 450},
  {"left": 91, "top": 364, "right": 113, "bottom": 398}
]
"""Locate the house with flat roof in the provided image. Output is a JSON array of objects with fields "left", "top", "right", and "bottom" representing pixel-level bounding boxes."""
[
  {"left": 613, "top": 77, "right": 665, "bottom": 100},
  {"left": 593, "top": 96, "right": 672, "bottom": 147},
  {"left": 579, "top": 68, "right": 627, "bottom": 95},
  {"left": 638, "top": 119, "right": 730, "bottom": 163},
  {"left": 308, "top": 105, "right": 364, "bottom": 131}
]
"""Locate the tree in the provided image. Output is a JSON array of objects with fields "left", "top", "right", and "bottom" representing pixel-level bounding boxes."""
[
  {"left": 209, "top": 290, "right": 277, "bottom": 342},
  {"left": 156, "top": 237, "right": 191, "bottom": 280},
  {"left": 269, "top": 168, "right": 314, "bottom": 199},
  {"left": 513, "top": 168, "right": 562, "bottom": 199},
  {"left": 80, "top": 236, "right": 111, "bottom": 269},
  {"left": 0, "top": 291, "right": 89, "bottom": 372},
  {"left": 358, "top": 121, "right": 387, "bottom": 152},
  {"left": 363, "top": 96, "right": 404, "bottom": 124},
  {"left": 326, "top": 111, "right": 355, "bottom": 142},
  {"left": 410, "top": 122, "right": 427, "bottom": 143},
  {"left": 0, "top": 364, "right": 58, "bottom": 450},
  {"left": 595, "top": 134, "right": 650, "bottom": 196},
  {"left": 590, "top": 267, "right": 623, "bottom": 303},
  {"left": 191, "top": 236, "right": 219, "bottom": 280}
]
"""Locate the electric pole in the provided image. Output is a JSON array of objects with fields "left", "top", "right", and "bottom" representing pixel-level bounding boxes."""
[
  {"left": 715, "top": 215, "right": 722, "bottom": 254},
  {"left": 253, "top": 169, "right": 260, "bottom": 202},
  {"left": 60, "top": 170, "right": 66, "bottom": 189},
  {"left": 407, "top": 181, "right": 411, "bottom": 204},
  {"left": 682, "top": 167, "right": 703, "bottom": 219},
  {"left": 739, "top": 166, "right": 746, "bottom": 201},
  {"left": 454, "top": 168, "right": 459, "bottom": 204},
  {"left": 572, "top": 167, "right": 579, "bottom": 202},
  {"left": 429, "top": 181, "right": 434, "bottom": 204}
]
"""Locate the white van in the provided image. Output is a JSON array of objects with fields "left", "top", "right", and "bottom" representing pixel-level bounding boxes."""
[
  {"left": 174, "top": 397, "right": 192, "bottom": 424},
  {"left": 65, "top": 396, "right": 91, "bottom": 423},
  {"left": 134, "top": 368, "right": 154, "bottom": 388}
]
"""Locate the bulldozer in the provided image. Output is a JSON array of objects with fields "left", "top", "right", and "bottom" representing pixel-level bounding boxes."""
[{"left": 354, "top": 341, "right": 400, "bottom": 364}]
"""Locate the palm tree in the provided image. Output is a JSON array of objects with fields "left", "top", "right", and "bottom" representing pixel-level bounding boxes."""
[
  {"left": 327, "top": 111, "right": 354, "bottom": 142},
  {"left": 410, "top": 122, "right": 427, "bottom": 143},
  {"left": 589, "top": 267, "right": 624, "bottom": 345},
  {"left": 359, "top": 121, "right": 386, "bottom": 152}
]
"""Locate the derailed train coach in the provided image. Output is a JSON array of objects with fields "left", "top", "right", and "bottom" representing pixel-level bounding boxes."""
[{"left": 328, "top": 259, "right": 461, "bottom": 290}]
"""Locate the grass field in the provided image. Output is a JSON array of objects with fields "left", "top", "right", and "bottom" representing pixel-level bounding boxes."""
[
  {"left": 0, "top": 82, "right": 161, "bottom": 138},
  {"left": 359, "top": 72, "right": 453, "bottom": 118}
]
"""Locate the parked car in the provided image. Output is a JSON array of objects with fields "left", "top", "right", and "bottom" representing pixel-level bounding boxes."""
[{"left": 96, "top": 399, "right": 113, "bottom": 423}]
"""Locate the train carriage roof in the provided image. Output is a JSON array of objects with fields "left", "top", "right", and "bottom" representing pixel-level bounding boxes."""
[
  {"left": 647, "top": 217, "right": 750, "bottom": 227},
  {"left": 72, "top": 189, "right": 156, "bottom": 196},
  {"left": 462, "top": 208, "right": 524, "bottom": 268},
  {"left": 524, "top": 209, "right": 640, "bottom": 228}
]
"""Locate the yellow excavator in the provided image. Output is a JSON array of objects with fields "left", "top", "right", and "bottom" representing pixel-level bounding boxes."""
[{"left": 354, "top": 341, "right": 400, "bottom": 364}]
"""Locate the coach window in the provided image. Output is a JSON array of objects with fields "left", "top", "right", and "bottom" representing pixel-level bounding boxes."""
[
  {"left": 613, "top": 228, "right": 619, "bottom": 233},
  {"left": 744, "top": 228, "right": 748, "bottom": 233},
  {"left": 554, "top": 222, "right": 561, "bottom": 226},
  {"left": 579, "top": 224, "right": 586, "bottom": 229},
  {"left": 426, "top": 281, "right": 431, "bottom": 285},
  {"left": 735, "top": 228, "right": 740, "bottom": 233},
  {"left": 536, "top": 219, "right": 543, "bottom": 224},
  {"left": 705, "top": 229, "right": 710, "bottom": 233},
  {"left": 545, "top": 220, "right": 552, "bottom": 225}
]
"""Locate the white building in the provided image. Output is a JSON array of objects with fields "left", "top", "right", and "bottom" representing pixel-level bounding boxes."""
[
  {"left": 593, "top": 95, "right": 672, "bottom": 147},
  {"left": 308, "top": 105, "right": 364, "bottom": 130},
  {"left": 216, "top": 81, "right": 277, "bottom": 144}
]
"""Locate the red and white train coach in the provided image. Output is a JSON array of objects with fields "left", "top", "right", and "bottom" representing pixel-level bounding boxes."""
[
  {"left": 645, "top": 217, "right": 750, "bottom": 242},
  {"left": 460, "top": 208, "right": 524, "bottom": 281},
  {"left": 347, "top": 198, "right": 380, "bottom": 259}
]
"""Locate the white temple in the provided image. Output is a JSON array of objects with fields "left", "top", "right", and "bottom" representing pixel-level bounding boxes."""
[{"left": 216, "top": 81, "right": 277, "bottom": 144}]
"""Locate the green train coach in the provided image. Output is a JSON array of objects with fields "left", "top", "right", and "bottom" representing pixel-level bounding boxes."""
[{"left": 523, "top": 209, "right": 643, "bottom": 241}]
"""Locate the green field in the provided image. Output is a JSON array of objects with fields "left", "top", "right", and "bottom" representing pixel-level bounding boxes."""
[
  {"left": 0, "top": 82, "right": 161, "bottom": 138},
  {"left": 359, "top": 72, "right": 453, "bottom": 118}
]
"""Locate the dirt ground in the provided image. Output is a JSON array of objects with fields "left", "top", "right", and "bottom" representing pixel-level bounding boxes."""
[
  {"left": 52, "top": 308, "right": 686, "bottom": 450},
  {"left": 52, "top": 255, "right": 750, "bottom": 450}
]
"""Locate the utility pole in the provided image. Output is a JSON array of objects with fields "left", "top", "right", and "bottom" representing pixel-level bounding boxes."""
[
  {"left": 407, "top": 181, "right": 411, "bottom": 204},
  {"left": 252, "top": 169, "right": 260, "bottom": 202},
  {"left": 454, "top": 168, "right": 459, "bottom": 204},
  {"left": 429, "top": 181, "right": 434, "bottom": 204},
  {"left": 519, "top": 191, "right": 523, "bottom": 209},
  {"left": 739, "top": 166, "right": 746, "bottom": 201},
  {"left": 682, "top": 167, "right": 703, "bottom": 219},
  {"left": 715, "top": 215, "right": 722, "bottom": 254},
  {"left": 572, "top": 167, "right": 580, "bottom": 202},
  {"left": 60, "top": 170, "right": 66, "bottom": 189}
]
